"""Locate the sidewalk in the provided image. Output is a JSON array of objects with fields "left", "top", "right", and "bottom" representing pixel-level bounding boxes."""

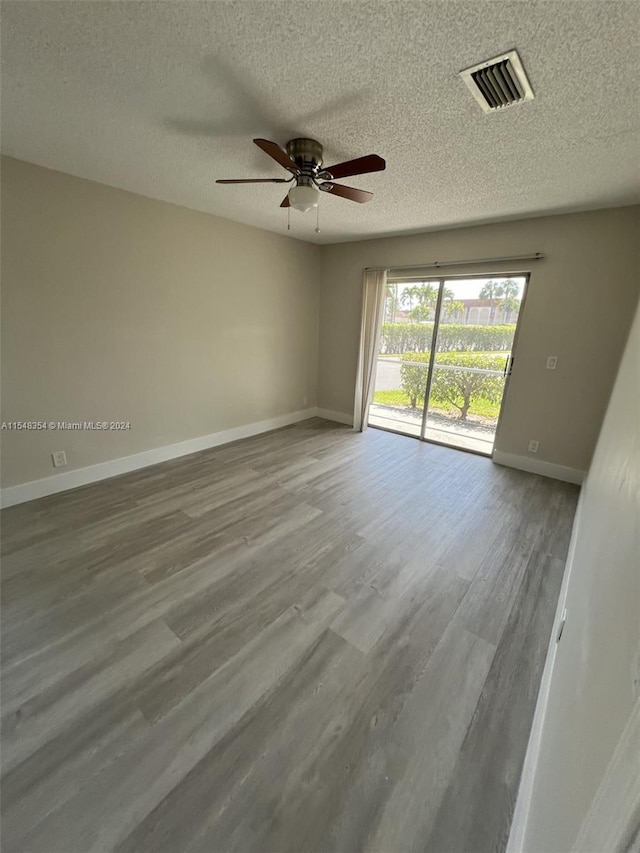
[{"left": 369, "top": 403, "right": 496, "bottom": 455}]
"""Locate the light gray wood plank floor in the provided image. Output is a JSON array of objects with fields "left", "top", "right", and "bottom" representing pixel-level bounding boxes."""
[{"left": 0, "top": 418, "right": 579, "bottom": 852}]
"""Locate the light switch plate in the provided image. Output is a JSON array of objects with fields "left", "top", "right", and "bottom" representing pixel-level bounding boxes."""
[
  {"left": 52, "top": 450, "right": 67, "bottom": 468},
  {"left": 546, "top": 356, "right": 558, "bottom": 370}
]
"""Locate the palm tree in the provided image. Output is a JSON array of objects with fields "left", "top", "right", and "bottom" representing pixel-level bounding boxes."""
[
  {"left": 385, "top": 282, "right": 400, "bottom": 323},
  {"left": 409, "top": 303, "right": 431, "bottom": 323},
  {"left": 440, "top": 287, "right": 463, "bottom": 323},
  {"left": 442, "top": 300, "right": 465, "bottom": 323},
  {"left": 412, "top": 283, "right": 438, "bottom": 320},
  {"left": 416, "top": 283, "right": 438, "bottom": 308},
  {"left": 479, "top": 280, "right": 505, "bottom": 324},
  {"left": 400, "top": 284, "right": 422, "bottom": 313},
  {"left": 501, "top": 279, "right": 520, "bottom": 298},
  {"left": 499, "top": 279, "right": 521, "bottom": 323}
]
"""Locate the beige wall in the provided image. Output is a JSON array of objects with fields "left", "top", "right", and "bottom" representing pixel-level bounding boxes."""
[
  {"left": 2, "top": 157, "right": 637, "bottom": 490},
  {"left": 1, "top": 157, "right": 321, "bottom": 487},
  {"left": 318, "top": 206, "right": 640, "bottom": 473},
  {"left": 518, "top": 294, "right": 640, "bottom": 851}
]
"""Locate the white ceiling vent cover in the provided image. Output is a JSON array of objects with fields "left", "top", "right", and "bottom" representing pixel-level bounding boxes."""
[{"left": 460, "top": 49, "right": 534, "bottom": 113}]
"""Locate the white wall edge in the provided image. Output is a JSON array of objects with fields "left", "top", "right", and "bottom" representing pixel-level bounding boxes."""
[
  {"left": 0, "top": 407, "right": 319, "bottom": 508},
  {"left": 492, "top": 450, "right": 585, "bottom": 485},
  {"left": 506, "top": 485, "right": 586, "bottom": 852},
  {"left": 572, "top": 695, "right": 640, "bottom": 851},
  {"left": 316, "top": 408, "right": 354, "bottom": 426}
]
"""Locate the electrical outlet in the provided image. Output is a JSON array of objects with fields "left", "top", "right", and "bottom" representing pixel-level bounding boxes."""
[
  {"left": 302, "top": 396, "right": 309, "bottom": 406},
  {"left": 546, "top": 356, "right": 558, "bottom": 370},
  {"left": 52, "top": 450, "right": 67, "bottom": 468},
  {"left": 528, "top": 440, "right": 539, "bottom": 453}
]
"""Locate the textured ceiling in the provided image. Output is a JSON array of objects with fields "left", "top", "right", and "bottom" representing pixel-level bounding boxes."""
[{"left": 2, "top": 1, "right": 639, "bottom": 244}]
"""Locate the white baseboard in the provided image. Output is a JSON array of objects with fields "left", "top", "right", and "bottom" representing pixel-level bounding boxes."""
[
  {"left": 492, "top": 450, "right": 585, "bottom": 485},
  {"left": 316, "top": 408, "right": 354, "bottom": 426},
  {"left": 0, "top": 407, "right": 319, "bottom": 508},
  {"left": 506, "top": 485, "right": 586, "bottom": 852}
]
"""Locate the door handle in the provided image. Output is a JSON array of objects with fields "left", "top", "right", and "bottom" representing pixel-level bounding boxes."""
[{"left": 503, "top": 356, "right": 514, "bottom": 377}]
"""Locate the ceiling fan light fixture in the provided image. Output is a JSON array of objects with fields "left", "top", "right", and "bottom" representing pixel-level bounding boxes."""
[{"left": 288, "top": 183, "right": 319, "bottom": 213}]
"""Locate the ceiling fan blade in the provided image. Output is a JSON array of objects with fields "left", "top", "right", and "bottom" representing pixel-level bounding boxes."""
[
  {"left": 280, "top": 194, "right": 290, "bottom": 208},
  {"left": 254, "top": 138, "right": 301, "bottom": 174},
  {"left": 320, "top": 183, "right": 373, "bottom": 203},
  {"left": 321, "top": 154, "right": 385, "bottom": 180},
  {"left": 216, "top": 178, "right": 290, "bottom": 184}
]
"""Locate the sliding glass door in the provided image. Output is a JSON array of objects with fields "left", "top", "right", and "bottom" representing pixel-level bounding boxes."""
[
  {"left": 369, "top": 274, "right": 527, "bottom": 455},
  {"left": 369, "top": 279, "right": 437, "bottom": 438}
]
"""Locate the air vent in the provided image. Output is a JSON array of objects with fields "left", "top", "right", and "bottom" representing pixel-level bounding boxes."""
[{"left": 460, "top": 49, "right": 534, "bottom": 113}]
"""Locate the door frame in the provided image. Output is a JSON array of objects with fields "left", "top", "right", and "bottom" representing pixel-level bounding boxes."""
[
  {"left": 373, "top": 270, "right": 532, "bottom": 457},
  {"left": 491, "top": 271, "right": 531, "bottom": 455}
]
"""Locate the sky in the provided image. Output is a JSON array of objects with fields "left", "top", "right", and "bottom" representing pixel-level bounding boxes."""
[{"left": 393, "top": 276, "right": 527, "bottom": 301}]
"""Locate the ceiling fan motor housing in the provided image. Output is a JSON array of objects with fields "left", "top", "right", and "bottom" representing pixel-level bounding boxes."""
[{"left": 286, "top": 138, "right": 324, "bottom": 174}]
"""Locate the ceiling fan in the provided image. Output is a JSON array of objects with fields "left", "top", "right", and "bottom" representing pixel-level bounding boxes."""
[{"left": 216, "top": 138, "right": 386, "bottom": 213}]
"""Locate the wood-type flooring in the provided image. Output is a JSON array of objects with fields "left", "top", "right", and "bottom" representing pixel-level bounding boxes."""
[{"left": 0, "top": 419, "right": 579, "bottom": 852}]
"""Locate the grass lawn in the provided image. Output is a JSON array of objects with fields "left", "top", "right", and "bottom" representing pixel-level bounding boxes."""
[{"left": 372, "top": 389, "right": 500, "bottom": 419}]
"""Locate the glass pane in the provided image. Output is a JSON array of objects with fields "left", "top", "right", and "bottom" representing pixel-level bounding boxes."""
[
  {"left": 369, "top": 280, "right": 438, "bottom": 437},
  {"left": 424, "top": 276, "right": 527, "bottom": 454}
]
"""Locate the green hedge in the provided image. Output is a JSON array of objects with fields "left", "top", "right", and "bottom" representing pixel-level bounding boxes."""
[
  {"left": 399, "top": 352, "right": 430, "bottom": 409},
  {"left": 380, "top": 323, "right": 516, "bottom": 354},
  {"left": 400, "top": 352, "right": 506, "bottom": 420}
]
